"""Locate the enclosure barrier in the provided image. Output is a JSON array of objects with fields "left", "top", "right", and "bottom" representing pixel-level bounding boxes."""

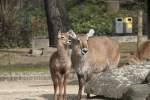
[{"left": 0, "top": 71, "right": 76, "bottom": 81}]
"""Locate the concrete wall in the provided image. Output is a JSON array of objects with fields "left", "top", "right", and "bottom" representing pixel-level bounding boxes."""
[
  {"left": 111, "top": 35, "right": 148, "bottom": 43},
  {"left": 32, "top": 36, "right": 148, "bottom": 49},
  {"left": 32, "top": 39, "right": 49, "bottom": 49}
]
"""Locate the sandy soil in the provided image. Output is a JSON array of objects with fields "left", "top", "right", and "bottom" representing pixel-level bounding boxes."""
[
  {"left": 0, "top": 80, "right": 108, "bottom": 100},
  {"left": 0, "top": 80, "right": 77, "bottom": 100}
]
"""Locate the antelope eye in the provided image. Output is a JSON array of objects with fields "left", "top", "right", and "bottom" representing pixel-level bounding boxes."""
[
  {"left": 77, "top": 39, "right": 80, "bottom": 43},
  {"left": 61, "top": 36, "right": 65, "bottom": 39}
]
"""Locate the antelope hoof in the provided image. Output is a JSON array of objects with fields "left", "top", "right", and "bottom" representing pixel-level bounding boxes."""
[
  {"left": 77, "top": 96, "right": 81, "bottom": 100},
  {"left": 87, "top": 93, "right": 90, "bottom": 98},
  {"left": 63, "top": 95, "right": 67, "bottom": 100}
]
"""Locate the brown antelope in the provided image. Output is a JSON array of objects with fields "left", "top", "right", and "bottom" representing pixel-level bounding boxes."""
[
  {"left": 126, "top": 53, "right": 141, "bottom": 65},
  {"left": 49, "top": 31, "right": 71, "bottom": 100},
  {"left": 137, "top": 40, "right": 150, "bottom": 61},
  {"left": 69, "top": 29, "right": 120, "bottom": 100},
  {"left": 127, "top": 40, "right": 150, "bottom": 64}
]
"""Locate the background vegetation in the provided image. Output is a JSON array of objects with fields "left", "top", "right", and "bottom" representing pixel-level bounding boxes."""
[
  {"left": 0, "top": 0, "right": 146, "bottom": 74},
  {"left": 0, "top": 0, "right": 145, "bottom": 48},
  {"left": 68, "top": 0, "right": 141, "bottom": 35}
]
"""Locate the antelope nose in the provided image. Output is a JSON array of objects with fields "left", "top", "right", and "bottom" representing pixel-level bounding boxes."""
[
  {"left": 67, "top": 40, "right": 71, "bottom": 44},
  {"left": 82, "top": 48, "right": 88, "bottom": 53},
  {"left": 68, "top": 40, "right": 71, "bottom": 43}
]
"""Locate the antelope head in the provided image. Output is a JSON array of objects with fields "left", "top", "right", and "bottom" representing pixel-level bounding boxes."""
[
  {"left": 69, "top": 29, "right": 95, "bottom": 56},
  {"left": 57, "top": 30, "right": 71, "bottom": 48}
]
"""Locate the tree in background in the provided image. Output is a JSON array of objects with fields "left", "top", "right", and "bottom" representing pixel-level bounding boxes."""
[
  {"left": 0, "top": 0, "right": 32, "bottom": 48},
  {"left": 146, "top": 0, "right": 150, "bottom": 39},
  {"left": 106, "top": 0, "right": 120, "bottom": 14},
  {"left": 0, "top": 0, "right": 146, "bottom": 48},
  {"left": 44, "top": 0, "right": 71, "bottom": 47},
  {"left": 0, "top": 0, "right": 21, "bottom": 48},
  {"left": 0, "top": 0, "right": 47, "bottom": 48}
]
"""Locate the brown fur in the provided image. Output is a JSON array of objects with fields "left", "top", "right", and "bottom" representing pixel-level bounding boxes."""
[
  {"left": 49, "top": 32, "right": 71, "bottom": 100},
  {"left": 71, "top": 36, "right": 120, "bottom": 71},
  {"left": 127, "top": 40, "right": 150, "bottom": 64},
  {"left": 126, "top": 53, "right": 141, "bottom": 65},
  {"left": 137, "top": 40, "right": 150, "bottom": 61},
  {"left": 70, "top": 33, "right": 120, "bottom": 100}
]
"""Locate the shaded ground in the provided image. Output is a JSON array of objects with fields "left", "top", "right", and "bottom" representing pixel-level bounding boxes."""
[{"left": 0, "top": 80, "right": 110, "bottom": 100}]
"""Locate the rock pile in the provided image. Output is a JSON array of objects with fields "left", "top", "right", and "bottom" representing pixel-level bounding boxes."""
[{"left": 84, "top": 64, "right": 150, "bottom": 99}]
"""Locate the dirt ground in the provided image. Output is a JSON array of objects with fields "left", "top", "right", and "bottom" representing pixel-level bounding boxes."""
[
  {"left": 0, "top": 80, "right": 77, "bottom": 100},
  {"left": 0, "top": 48, "right": 120, "bottom": 100},
  {"left": 0, "top": 80, "right": 108, "bottom": 100}
]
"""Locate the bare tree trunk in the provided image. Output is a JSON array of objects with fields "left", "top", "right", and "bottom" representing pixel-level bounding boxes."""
[
  {"left": 0, "top": 0, "right": 6, "bottom": 32},
  {"left": 17, "top": 0, "right": 22, "bottom": 9},
  {"left": 144, "top": 0, "right": 147, "bottom": 37},
  {"left": 107, "top": 0, "right": 120, "bottom": 14},
  {"left": 0, "top": 0, "right": 2, "bottom": 32},
  {"left": 147, "top": 0, "right": 150, "bottom": 39},
  {"left": 137, "top": 10, "right": 143, "bottom": 58},
  {"left": 44, "top": 0, "right": 70, "bottom": 47},
  {"left": 57, "top": 0, "right": 70, "bottom": 30},
  {"left": 43, "top": 0, "right": 55, "bottom": 47}
]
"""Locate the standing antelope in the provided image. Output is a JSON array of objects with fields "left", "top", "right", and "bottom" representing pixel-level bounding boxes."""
[
  {"left": 69, "top": 29, "right": 120, "bottom": 100},
  {"left": 49, "top": 31, "right": 71, "bottom": 100}
]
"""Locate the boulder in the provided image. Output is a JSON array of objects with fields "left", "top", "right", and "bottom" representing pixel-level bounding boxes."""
[
  {"left": 144, "top": 62, "right": 150, "bottom": 82},
  {"left": 146, "top": 72, "right": 150, "bottom": 83},
  {"left": 84, "top": 64, "right": 150, "bottom": 99},
  {"left": 122, "top": 84, "right": 150, "bottom": 100}
]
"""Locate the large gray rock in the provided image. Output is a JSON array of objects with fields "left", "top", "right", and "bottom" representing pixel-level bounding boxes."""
[
  {"left": 84, "top": 64, "right": 150, "bottom": 99},
  {"left": 122, "top": 84, "right": 150, "bottom": 100},
  {"left": 146, "top": 72, "right": 150, "bottom": 83}
]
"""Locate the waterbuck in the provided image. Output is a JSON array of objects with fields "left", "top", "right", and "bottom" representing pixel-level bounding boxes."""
[
  {"left": 69, "top": 29, "right": 120, "bottom": 100},
  {"left": 137, "top": 40, "right": 150, "bottom": 61},
  {"left": 49, "top": 31, "right": 71, "bottom": 100},
  {"left": 126, "top": 40, "right": 150, "bottom": 64}
]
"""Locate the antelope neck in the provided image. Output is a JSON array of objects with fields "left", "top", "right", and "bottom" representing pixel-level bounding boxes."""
[{"left": 57, "top": 42, "right": 70, "bottom": 58}]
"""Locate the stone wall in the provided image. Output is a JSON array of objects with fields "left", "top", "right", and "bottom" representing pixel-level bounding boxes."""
[
  {"left": 32, "top": 36, "right": 148, "bottom": 50},
  {"left": 32, "top": 38, "right": 49, "bottom": 49},
  {"left": 0, "top": 71, "right": 76, "bottom": 81},
  {"left": 112, "top": 35, "right": 148, "bottom": 43}
]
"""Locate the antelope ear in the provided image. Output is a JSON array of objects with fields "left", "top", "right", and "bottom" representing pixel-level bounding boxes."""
[
  {"left": 58, "top": 30, "right": 61, "bottom": 38},
  {"left": 68, "top": 29, "right": 77, "bottom": 39},
  {"left": 86, "top": 29, "right": 95, "bottom": 38}
]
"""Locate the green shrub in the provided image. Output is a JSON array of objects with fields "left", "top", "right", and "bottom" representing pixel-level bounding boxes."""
[{"left": 68, "top": 0, "right": 140, "bottom": 35}]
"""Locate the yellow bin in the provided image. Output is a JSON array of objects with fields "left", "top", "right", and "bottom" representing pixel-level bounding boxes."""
[{"left": 124, "top": 17, "right": 133, "bottom": 33}]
